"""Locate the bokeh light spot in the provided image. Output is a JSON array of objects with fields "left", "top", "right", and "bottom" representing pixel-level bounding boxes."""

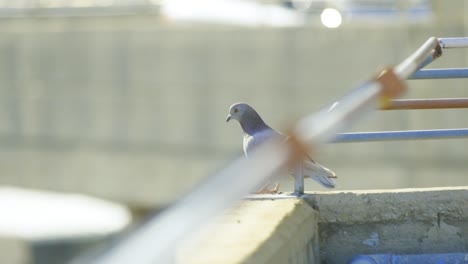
[{"left": 321, "top": 8, "right": 342, "bottom": 28}]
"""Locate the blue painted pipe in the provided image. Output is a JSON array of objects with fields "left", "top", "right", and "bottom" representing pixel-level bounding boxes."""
[
  {"left": 349, "top": 253, "right": 468, "bottom": 264},
  {"left": 333, "top": 128, "right": 468, "bottom": 143},
  {"left": 410, "top": 68, "right": 468, "bottom": 79}
]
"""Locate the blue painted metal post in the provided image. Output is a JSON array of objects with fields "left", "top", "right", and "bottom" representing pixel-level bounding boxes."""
[{"left": 293, "top": 162, "right": 304, "bottom": 195}]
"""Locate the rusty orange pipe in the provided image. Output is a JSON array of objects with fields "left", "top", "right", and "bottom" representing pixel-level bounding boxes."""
[{"left": 381, "top": 98, "right": 468, "bottom": 110}]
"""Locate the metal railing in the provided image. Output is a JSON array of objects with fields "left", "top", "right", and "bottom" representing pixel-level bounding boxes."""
[
  {"left": 334, "top": 37, "right": 468, "bottom": 143},
  {"left": 74, "top": 36, "right": 465, "bottom": 264}
]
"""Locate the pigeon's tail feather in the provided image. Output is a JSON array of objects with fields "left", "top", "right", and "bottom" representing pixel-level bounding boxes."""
[
  {"left": 309, "top": 175, "right": 337, "bottom": 189},
  {"left": 303, "top": 159, "right": 337, "bottom": 189}
]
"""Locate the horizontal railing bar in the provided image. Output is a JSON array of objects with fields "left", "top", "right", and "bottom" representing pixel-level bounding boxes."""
[
  {"left": 409, "top": 68, "right": 468, "bottom": 79},
  {"left": 334, "top": 128, "right": 468, "bottom": 143},
  {"left": 439, "top": 37, "right": 468, "bottom": 48},
  {"left": 381, "top": 98, "right": 468, "bottom": 110}
]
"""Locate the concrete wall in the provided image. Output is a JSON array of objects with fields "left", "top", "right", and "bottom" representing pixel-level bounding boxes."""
[
  {"left": 309, "top": 187, "right": 468, "bottom": 263},
  {"left": 0, "top": 1, "right": 466, "bottom": 207}
]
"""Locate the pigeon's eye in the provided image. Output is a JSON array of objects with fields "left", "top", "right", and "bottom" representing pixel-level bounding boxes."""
[{"left": 233, "top": 108, "right": 239, "bottom": 113}]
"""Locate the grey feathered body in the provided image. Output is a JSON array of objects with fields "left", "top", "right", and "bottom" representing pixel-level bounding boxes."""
[
  {"left": 243, "top": 128, "right": 283, "bottom": 158},
  {"left": 232, "top": 104, "right": 337, "bottom": 189}
]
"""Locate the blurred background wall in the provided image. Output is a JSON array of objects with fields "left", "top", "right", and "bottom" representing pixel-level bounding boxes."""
[{"left": 0, "top": 0, "right": 466, "bottom": 210}]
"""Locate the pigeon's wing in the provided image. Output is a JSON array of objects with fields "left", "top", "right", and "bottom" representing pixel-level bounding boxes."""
[
  {"left": 302, "top": 158, "right": 337, "bottom": 188},
  {"left": 243, "top": 128, "right": 286, "bottom": 158}
]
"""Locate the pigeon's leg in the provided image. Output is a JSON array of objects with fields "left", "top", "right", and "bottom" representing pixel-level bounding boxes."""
[
  {"left": 270, "top": 182, "right": 280, "bottom": 193},
  {"left": 293, "top": 162, "right": 304, "bottom": 195},
  {"left": 256, "top": 182, "right": 280, "bottom": 194}
]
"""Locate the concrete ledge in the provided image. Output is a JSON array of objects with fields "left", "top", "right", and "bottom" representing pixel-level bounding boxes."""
[
  {"left": 178, "top": 187, "right": 467, "bottom": 264},
  {"left": 177, "top": 197, "right": 319, "bottom": 264}
]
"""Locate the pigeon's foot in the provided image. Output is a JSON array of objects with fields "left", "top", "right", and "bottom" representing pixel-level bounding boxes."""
[{"left": 256, "top": 183, "right": 280, "bottom": 194}]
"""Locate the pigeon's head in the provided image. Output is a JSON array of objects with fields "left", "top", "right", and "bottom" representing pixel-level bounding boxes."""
[{"left": 226, "top": 102, "right": 255, "bottom": 123}]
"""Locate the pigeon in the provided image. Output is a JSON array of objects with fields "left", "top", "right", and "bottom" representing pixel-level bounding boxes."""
[{"left": 226, "top": 102, "right": 337, "bottom": 193}]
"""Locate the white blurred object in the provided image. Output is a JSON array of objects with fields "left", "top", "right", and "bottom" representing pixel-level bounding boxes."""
[
  {"left": 161, "top": 0, "right": 305, "bottom": 27},
  {"left": 0, "top": 187, "right": 131, "bottom": 240},
  {"left": 321, "top": 7, "right": 342, "bottom": 28}
]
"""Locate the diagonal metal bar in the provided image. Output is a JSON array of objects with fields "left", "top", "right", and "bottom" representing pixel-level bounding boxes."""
[
  {"left": 81, "top": 141, "right": 291, "bottom": 264},
  {"left": 395, "top": 37, "right": 441, "bottom": 78},
  {"left": 84, "top": 78, "right": 400, "bottom": 264},
  {"left": 77, "top": 36, "right": 445, "bottom": 264}
]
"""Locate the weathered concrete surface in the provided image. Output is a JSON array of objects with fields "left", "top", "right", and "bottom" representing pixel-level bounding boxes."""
[
  {"left": 305, "top": 187, "right": 468, "bottom": 264},
  {"left": 176, "top": 187, "right": 468, "bottom": 264},
  {"left": 177, "top": 197, "right": 319, "bottom": 264}
]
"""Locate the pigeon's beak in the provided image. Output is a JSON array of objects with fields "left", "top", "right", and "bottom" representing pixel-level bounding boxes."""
[{"left": 226, "top": 114, "right": 231, "bottom": 122}]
